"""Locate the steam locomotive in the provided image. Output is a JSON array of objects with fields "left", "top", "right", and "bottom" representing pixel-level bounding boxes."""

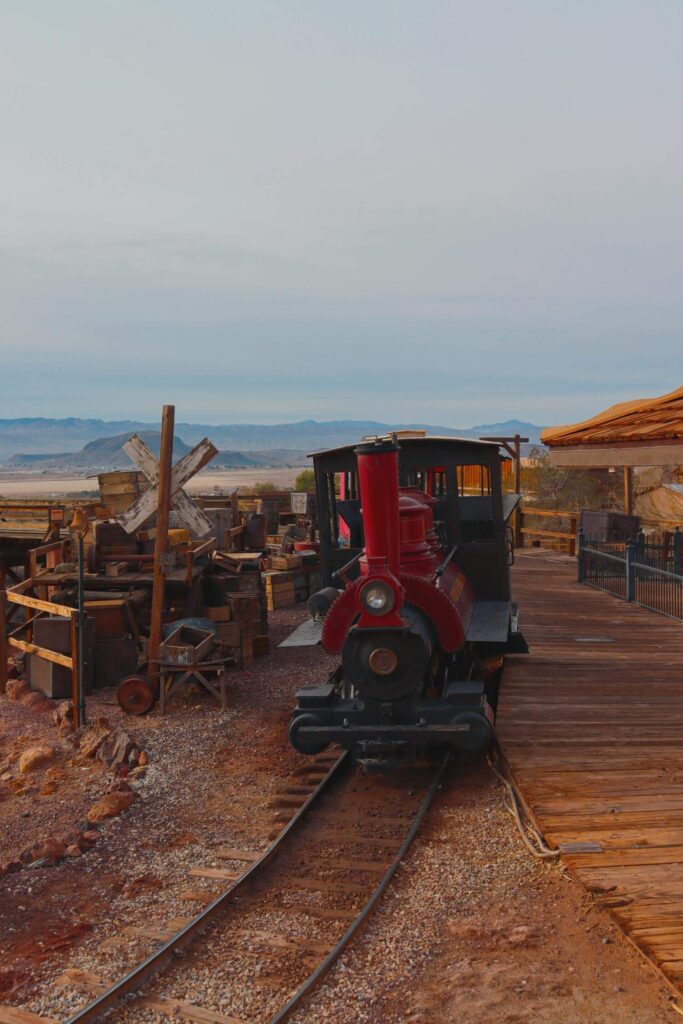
[{"left": 285, "top": 433, "right": 527, "bottom": 766}]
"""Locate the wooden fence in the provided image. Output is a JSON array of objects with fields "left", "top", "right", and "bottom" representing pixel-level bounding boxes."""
[
  {"left": 518, "top": 508, "right": 580, "bottom": 555},
  {"left": 0, "top": 578, "right": 78, "bottom": 700},
  {"left": 518, "top": 506, "right": 683, "bottom": 556}
]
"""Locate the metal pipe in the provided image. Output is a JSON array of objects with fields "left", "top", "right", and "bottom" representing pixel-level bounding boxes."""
[{"left": 77, "top": 532, "right": 86, "bottom": 726}]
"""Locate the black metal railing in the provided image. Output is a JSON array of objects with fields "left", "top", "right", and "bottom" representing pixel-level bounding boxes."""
[{"left": 578, "top": 528, "right": 683, "bottom": 622}]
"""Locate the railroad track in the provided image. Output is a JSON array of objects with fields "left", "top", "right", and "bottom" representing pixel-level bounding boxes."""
[{"left": 4, "top": 749, "right": 450, "bottom": 1024}]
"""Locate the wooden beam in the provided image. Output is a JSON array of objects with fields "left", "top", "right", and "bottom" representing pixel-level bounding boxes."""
[
  {"left": 624, "top": 466, "right": 634, "bottom": 515},
  {"left": 119, "top": 435, "right": 217, "bottom": 535},
  {"left": 148, "top": 405, "right": 175, "bottom": 669},
  {"left": 6, "top": 589, "right": 76, "bottom": 619},
  {"left": 9, "top": 637, "right": 73, "bottom": 669},
  {"left": 514, "top": 433, "right": 522, "bottom": 547},
  {"left": 548, "top": 443, "right": 683, "bottom": 468},
  {"left": 0, "top": 590, "right": 7, "bottom": 694}
]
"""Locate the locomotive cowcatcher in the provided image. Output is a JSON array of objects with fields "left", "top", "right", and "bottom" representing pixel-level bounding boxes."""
[{"left": 285, "top": 433, "right": 527, "bottom": 766}]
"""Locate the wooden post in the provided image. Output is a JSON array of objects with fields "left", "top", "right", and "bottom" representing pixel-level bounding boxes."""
[
  {"left": 0, "top": 590, "right": 8, "bottom": 694},
  {"left": 513, "top": 433, "right": 522, "bottom": 548},
  {"left": 568, "top": 514, "right": 578, "bottom": 557},
  {"left": 148, "top": 405, "right": 175, "bottom": 672},
  {"left": 70, "top": 610, "right": 79, "bottom": 728},
  {"left": 623, "top": 466, "right": 634, "bottom": 516}
]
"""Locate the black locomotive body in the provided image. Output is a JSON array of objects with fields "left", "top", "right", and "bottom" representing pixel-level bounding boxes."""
[{"left": 285, "top": 434, "right": 526, "bottom": 765}]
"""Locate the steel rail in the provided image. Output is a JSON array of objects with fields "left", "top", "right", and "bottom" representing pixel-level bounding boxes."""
[
  {"left": 268, "top": 748, "right": 451, "bottom": 1024},
  {"left": 63, "top": 750, "right": 351, "bottom": 1024}
]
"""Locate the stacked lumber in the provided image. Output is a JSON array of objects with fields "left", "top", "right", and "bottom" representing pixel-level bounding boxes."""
[{"left": 263, "top": 571, "right": 296, "bottom": 610}]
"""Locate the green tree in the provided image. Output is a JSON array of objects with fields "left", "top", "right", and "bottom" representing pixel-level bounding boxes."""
[
  {"left": 521, "top": 446, "right": 620, "bottom": 510},
  {"left": 252, "top": 480, "right": 278, "bottom": 493},
  {"left": 294, "top": 468, "right": 315, "bottom": 491}
]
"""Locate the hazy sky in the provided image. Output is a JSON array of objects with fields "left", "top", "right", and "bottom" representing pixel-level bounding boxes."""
[{"left": 1, "top": 1, "right": 682, "bottom": 427}]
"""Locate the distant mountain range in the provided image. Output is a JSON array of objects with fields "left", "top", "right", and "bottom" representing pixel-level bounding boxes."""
[
  {"left": 0, "top": 431, "right": 304, "bottom": 472},
  {"left": 0, "top": 417, "right": 543, "bottom": 468}
]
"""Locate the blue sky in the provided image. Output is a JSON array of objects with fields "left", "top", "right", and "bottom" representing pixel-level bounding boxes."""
[{"left": 1, "top": 1, "right": 681, "bottom": 427}]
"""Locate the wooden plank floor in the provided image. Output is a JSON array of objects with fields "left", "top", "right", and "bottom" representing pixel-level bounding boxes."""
[{"left": 497, "top": 548, "right": 683, "bottom": 990}]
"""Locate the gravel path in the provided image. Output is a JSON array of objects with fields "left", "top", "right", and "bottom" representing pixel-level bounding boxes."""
[{"left": 0, "top": 607, "right": 677, "bottom": 1022}]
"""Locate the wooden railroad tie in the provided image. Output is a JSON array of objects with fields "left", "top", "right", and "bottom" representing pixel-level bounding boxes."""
[
  {"left": 275, "top": 876, "right": 369, "bottom": 894},
  {"left": 179, "top": 889, "right": 216, "bottom": 903},
  {"left": 260, "top": 902, "right": 357, "bottom": 922},
  {"left": 56, "top": 970, "right": 247, "bottom": 1024},
  {"left": 307, "top": 856, "right": 386, "bottom": 873},
  {"left": 214, "top": 848, "right": 262, "bottom": 862},
  {"left": 188, "top": 867, "right": 241, "bottom": 881},
  {"left": 0, "top": 1009, "right": 59, "bottom": 1024},
  {"left": 231, "top": 928, "right": 332, "bottom": 956}
]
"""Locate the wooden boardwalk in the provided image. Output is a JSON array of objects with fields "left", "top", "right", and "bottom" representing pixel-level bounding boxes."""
[{"left": 497, "top": 548, "right": 683, "bottom": 990}]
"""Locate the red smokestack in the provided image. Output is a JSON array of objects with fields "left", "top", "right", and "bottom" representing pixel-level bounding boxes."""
[{"left": 355, "top": 437, "right": 401, "bottom": 578}]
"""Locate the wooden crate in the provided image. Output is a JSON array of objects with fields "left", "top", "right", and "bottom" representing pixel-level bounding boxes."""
[
  {"left": 253, "top": 634, "right": 270, "bottom": 657},
  {"left": 241, "top": 635, "right": 254, "bottom": 667},
  {"left": 217, "top": 622, "right": 240, "bottom": 646},
  {"left": 159, "top": 625, "right": 215, "bottom": 666},
  {"left": 204, "top": 605, "right": 232, "bottom": 622},
  {"left": 229, "top": 595, "right": 260, "bottom": 623},
  {"left": 269, "top": 554, "right": 302, "bottom": 571},
  {"left": 98, "top": 471, "right": 150, "bottom": 514},
  {"left": 266, "top": 587, "right": 296, "bottom": 611}
]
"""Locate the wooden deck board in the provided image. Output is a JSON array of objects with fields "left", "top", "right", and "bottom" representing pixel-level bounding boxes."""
[{"left": 497, "top": 549, "right": 683, "bottom": 992}]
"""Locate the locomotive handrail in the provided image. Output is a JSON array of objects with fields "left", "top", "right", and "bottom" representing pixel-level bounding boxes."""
[
  {"left": 433, "top": 544, "right": 458, "bottom": 580},
  {"left": 331, "top": 550, "right": 363, "bottom": 584}
]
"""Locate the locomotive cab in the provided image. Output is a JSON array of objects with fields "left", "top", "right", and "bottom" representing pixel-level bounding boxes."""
[{"left": 285, "top": 433, "right": 527, "bottom": 765}]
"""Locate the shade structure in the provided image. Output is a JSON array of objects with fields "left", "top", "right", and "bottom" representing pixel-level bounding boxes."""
[{"left": 541, "top": 386, "right": 683, "bottom": 468}]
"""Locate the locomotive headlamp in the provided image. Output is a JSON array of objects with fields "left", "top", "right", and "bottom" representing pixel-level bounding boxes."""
[{"left": 360, "top": 580, "right": 395, "bottom": 615}]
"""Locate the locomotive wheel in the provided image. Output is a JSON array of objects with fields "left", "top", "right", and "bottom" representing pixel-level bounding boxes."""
[
  {"left": 451, "top": 711, "right": 493, "bottom": 752},
  {"left": 117, "top": 674, "right": 158, "bottom": 716},
  {"left": 289, "top": 713, "right": 328, "bottom": 755}
]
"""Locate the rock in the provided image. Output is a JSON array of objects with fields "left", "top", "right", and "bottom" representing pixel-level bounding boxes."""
[
  {"left": 79, "top": 830, "right": 101, "bottom": 846},
  {"left": 86, "top": 790, "right": 136, "bottom": 822},
  {"left": 6, "top": 680, "right": 29, "bottom": 702},
  {"left": 19, "top": 746, "right": 54, "bottom": 773},
  {"left": 65, "top": 844, "right": 82, "bottom": 858},
  {"left": 40, "top": 781, "right": 57, "bottom": 796},
  {"left": 97, "top": 730, "right": 136, "bottom": 770},
  {"left": 52, "top": 700, "right": 73, "bottom": 726},
  {"left": 2, "top": 860, "right": 22, "bottom": 874},
  {"left": 137, "top": 750, "right": 149, "bottom": 766},
  {"left": 508, "top": 925, "right": 534, "bottom": 947},
  {"left": 31, "top": 838, "right": 66, "bottom": 862},
  {"left": 79, "top": 723, "right": 110, "bottom": 759},
  {"left": 20, "top": 691, "right": 51, "bottom": 712},
  {"left": 58, "top": 719, "right": 75, "bottom": 738},
  {"left": 1, "top": 772, "right": 12, "bottom": 782},
  {"left": 106, "top": 778, "right": 133, "bottom": 795}
]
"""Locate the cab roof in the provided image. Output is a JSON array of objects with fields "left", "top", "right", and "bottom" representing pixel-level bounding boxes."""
[{"left": 308, "top": 434, "right": 503, "bottom": 459}]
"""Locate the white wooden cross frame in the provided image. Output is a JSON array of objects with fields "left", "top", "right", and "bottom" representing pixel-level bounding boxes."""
[{"left": 118, "top": 434, "right": 218, "bottom": 537}]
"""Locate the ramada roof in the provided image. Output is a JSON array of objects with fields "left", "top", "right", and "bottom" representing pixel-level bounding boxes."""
[{"left": 541, "top": 386, "right": 683, "bottom": 448}]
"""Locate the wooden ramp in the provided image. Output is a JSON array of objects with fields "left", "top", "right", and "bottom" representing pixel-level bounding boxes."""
[{"left": 497, "top": 548, "right": 683, "bottom": 989}]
